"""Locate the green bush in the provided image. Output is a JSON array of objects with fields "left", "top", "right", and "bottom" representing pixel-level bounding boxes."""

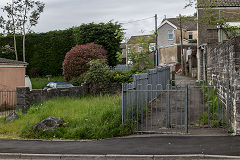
[
  {"left": 70, "top": 60, "right": 134, "bottom": 94},
  {"left": 71, "top": 76, "right": 85, "bottom": 86},
  {"left": 83, "top": 59, "right": 114, "bottom": 94},
  {"left": 111, "top": 70, "right": 133, "bottom": 84},
  {"left": 62, "top": 43, "right": 107, "bottom": 81}
]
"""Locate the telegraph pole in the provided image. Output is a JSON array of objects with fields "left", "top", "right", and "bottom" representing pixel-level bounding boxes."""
[
  {"left": 155, "top": 14, "right": 158, "bottom": 67},
  {"left": 179, "top": 14, "right": 184, "bottom": 74}
]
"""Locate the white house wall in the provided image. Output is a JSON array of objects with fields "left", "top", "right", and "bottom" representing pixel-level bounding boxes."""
[{"left": 157, "top": 23, "right": 176, "bottom": 48}]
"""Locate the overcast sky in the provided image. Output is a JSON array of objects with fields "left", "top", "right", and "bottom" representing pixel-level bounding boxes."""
[{"left": 0, "top": 0, "right": 195, "bottom": 39}]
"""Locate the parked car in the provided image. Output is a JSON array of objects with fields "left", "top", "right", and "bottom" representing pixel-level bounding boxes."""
[{"left": 43, "top": 82, "right": 73, "bottom": 89}]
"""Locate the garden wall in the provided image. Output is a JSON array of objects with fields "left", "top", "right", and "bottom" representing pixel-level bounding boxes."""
[
  {"left": 16, "top": 84, "right": 88, "bottom": 112},
  {"left": 207, "top": 36, "right": 240, "bottom": 135}
]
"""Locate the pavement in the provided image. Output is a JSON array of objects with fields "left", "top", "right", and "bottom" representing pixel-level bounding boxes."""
[{"left": 0, "top": 135, "right": 240, "bottom": 159}]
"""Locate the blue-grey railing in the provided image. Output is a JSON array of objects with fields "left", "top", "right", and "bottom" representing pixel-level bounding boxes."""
[
  {"left": 109, "top": 64, "right": 132, "bottom": 71},
  {"left": 122, "top": 66, "right": 170, "bottom": 124}
]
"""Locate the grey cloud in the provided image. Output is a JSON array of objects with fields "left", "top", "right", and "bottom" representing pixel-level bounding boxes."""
[{"left": 1, "top": 0, "right": 195, "bottom": 38}]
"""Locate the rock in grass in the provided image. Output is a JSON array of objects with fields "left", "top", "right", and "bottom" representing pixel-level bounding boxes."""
[
  {"left": 5, "top": 111, "right": 18, "bottom": 123},
  {"left": 34, "top": 117, "right": 63, "bottom": 132}
]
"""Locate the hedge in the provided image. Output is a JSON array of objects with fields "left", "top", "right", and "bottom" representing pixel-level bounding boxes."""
[{"left": 0, "top": 22, "right": 123, "bottom": 77}]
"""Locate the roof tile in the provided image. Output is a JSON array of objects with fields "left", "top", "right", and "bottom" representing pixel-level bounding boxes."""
[
  {"left": 162, "top": 18, "right": 197, "bottom": 31},
  {"left": 198, "top": 0, "right": 240, "bottom": 8},
  {"left": 0, "top": 58, "right": 28, "bottom": 65},
  {"left": 128, "top": 35, "right": 155, "bottom": 44}
]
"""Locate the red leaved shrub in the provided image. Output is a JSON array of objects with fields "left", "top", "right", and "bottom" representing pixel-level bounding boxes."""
[{"left": 62, "top": 42, "right": 107, "bottom": 81}]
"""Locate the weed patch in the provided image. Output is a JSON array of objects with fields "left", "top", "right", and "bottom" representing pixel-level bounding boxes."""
[{"left": 0, "top": 95, "right": 133, "bottom": 140}]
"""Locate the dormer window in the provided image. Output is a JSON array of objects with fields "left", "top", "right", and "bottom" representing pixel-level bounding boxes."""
[{"left": 168, "top": 30, "right": 173, "bottom": 40}]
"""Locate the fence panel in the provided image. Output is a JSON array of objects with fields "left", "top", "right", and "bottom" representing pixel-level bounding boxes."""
[
  {"left": 123, "top": 73, "right": 230, "bottom": 134},
  {"left": 122, "top": 66, "right": 170, "bottom": 124},
  {"left": 0, "top": 90, "right": 16, "bottom": 118}
]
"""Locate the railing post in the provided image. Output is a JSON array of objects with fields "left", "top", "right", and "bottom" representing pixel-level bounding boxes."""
[
  {"left": 122, "top": 83, "right": 127, "bottom": 124},
  {"left": 167, "top": 84, "right": 171, "bottom": 128},
  {"left": 226, "top": 80, "right": 230, "bottom": 125},
  {"left": 185, "top": 84, "right": 189, "bottom": 133}
]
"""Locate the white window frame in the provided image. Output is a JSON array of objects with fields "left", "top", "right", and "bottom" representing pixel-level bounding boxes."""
[{"left": 168, "top": 30, "right": 174, "bottom": 40}]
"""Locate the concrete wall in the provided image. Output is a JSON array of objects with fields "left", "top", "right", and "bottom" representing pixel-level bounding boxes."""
[
  {"left": 159, "top": 46, "right": 178, "bottom": 65},
  {"left": 207, "top": 36, "right": 240, "bottom": 135},
  {"left": 159, "top": 44, "right": 197, "bottom": 67},
  {"left": 0, "top": 67, "right": 25, "bottom": 90},
  {"left": 158, "top": 23, "right": 176, "bottom": 47},
  {"left": 16, "top": 84, "right": 88, "bottom": 112}
]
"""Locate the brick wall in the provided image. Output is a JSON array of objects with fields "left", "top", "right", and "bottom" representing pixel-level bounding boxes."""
[
  {"left": 16, "top": 84, "right": 88, "bottom": 113},
  {"left": 207, "top": 36, "right": 240, "bottom": 135}
]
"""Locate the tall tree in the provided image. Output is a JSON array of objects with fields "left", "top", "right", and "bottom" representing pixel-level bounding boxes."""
[
  {"left": 0, "top": 0, "right": 20, "bottom": 61},
  {"left": 128, "top": 35, "right": 154, "bottom": 72},
  {"left": 16, "top": 0, "right": 45, "bottom": 62}
]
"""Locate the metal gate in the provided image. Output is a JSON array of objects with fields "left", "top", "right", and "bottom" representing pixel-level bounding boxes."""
[
  {"left": 0, "top": 90, "right": 17, "bottom": 118},
  {"left": 122, "top": 80, "right": 230, "bottom": 134}
]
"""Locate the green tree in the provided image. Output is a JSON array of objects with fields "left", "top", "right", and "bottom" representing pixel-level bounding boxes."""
[
  {"left": 128, "top": 35, "right": 154, "bottom": 72},
  {"left": 72, "top": 22, "right": 124, "bottom": 66},
  {"left": 16, "top": 0, "right": 45, "bottom": 62},
  {"left": 0, "top": 0, "right": 21, "bottom": 60}
]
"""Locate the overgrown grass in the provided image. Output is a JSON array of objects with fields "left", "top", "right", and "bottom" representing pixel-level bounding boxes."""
[
  {"left": 31, "top": 76, "right": 65, "bottom": 89},
  {"left": 199, "top": 83, "right": 226, "bottom": 127},
  {"left": 0, "top": 95, "right": 133, "bottom": 140}
]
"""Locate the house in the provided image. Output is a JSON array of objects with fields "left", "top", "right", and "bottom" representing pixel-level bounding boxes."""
[
  {"left": 0, "top": 58, "right": 27, "bottom": 91},
  {"left": 125, "top": 34, "right": 156, "bottom": 65},
  {"left": 157, "top": 17, "right": 197, "bottom": 75},
  {"left": 197, "top": 0, "right": 240, "bottom": 80},
  {"left": 0, "top": 58, "right": 27, "bottom": 110},
  {"left": 127, "top": 34, "right": 155, "bottom": 52},
  {"left": 120, "top": 43, "right": 127, "bottom": 64}
]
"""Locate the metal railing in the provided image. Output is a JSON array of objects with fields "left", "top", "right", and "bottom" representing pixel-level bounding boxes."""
[
  {"left": 0, "top": 90, "right": 17, "bottom": 118},
  {"left": 122, "top": 66, "right": 170, "bottom": 124},
  {"left": 122, "top": 74, "right": 230, "bottom": 134},
  {"left": 109, "top": 64, "right": 133, "bottom": 71}
]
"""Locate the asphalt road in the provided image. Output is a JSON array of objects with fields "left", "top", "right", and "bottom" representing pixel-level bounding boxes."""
[{"left": 0, "top": 136, "right": 239, "bottom": 156}]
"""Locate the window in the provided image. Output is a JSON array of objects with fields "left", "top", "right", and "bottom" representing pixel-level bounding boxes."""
[
  {"left": 138, "top": 46, "right": 143, "bottom": 52},
  {"left": 188, "top": 32, "right": 193, "bottom": 40},
  {"left": 168, "top": 30, "right": 173, "bottom": 40}
]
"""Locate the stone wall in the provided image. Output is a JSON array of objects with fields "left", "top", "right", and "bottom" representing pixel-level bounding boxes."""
[
  {"left": 207, "top": 36, "right": 240, "bottom": 135},
  {"left": 16, "top": 84, "right": 88, "bottom": 113}
]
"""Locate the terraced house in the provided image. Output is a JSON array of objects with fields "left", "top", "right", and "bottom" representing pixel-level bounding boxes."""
[{"left": 157, "top": 17, "right": 198, "bottom": 76}]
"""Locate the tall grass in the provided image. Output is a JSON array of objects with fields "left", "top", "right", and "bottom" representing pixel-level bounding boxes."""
[
  {"left": 200, "top": 84, "right": 226, "bottom": 127},
  {"left": 0, "top": 95, "right": 133, "bottom": 140},
  {"left": 31, "top": 76, "right": 65, "bottom": 89}
]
